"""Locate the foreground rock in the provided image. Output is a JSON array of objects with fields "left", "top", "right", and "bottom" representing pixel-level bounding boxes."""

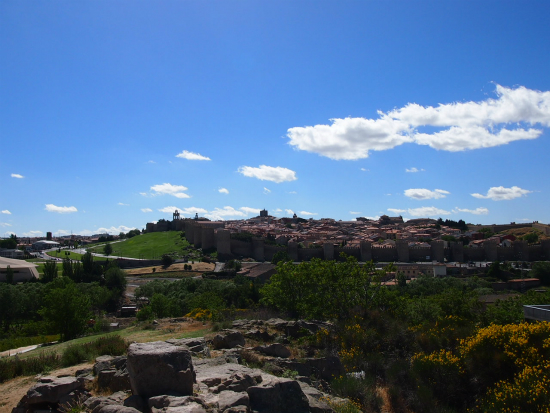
[
  {"left": 13, "top": 319, "right": 345, "bottom": 413},
  {"left": 127, "top": 341, "right": 195, "bottom": 398}
]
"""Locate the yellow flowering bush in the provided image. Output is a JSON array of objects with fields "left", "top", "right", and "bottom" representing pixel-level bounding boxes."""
[{"left": 185, "top": 308, "right": 213, "bottom": 321}]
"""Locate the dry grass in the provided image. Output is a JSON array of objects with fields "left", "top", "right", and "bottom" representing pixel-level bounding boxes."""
[{"left": 125, "top": 262, "right": 215, "bottom": 276}]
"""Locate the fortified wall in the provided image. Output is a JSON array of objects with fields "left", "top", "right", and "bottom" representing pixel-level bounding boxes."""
[{"left": 182, "top": 221, "right": 550, "bottom": 263}]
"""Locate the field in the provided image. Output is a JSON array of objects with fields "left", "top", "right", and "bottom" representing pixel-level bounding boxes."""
[{"left": 87, "top": 231, "right": 190, "bottom": 259}]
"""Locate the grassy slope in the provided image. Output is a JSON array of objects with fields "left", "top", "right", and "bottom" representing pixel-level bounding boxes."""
[
  {"left": 14, "top": 323, "right": 210, "bottom": 360},
  {"left": 87, "top": 232, "right": 188, "bottom": 259}
]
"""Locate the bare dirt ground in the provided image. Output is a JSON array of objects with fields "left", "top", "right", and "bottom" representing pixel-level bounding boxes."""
[
  {"left": 0, "top": 363, "right": 93, "bottom": 413},
  {"left": 124, "top": 262, "right": 215, "bottom": 276}
]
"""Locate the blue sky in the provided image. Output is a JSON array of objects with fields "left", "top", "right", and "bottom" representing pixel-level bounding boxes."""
[{"left": 2, "top": 1, "right": 550, "bottom": 237}]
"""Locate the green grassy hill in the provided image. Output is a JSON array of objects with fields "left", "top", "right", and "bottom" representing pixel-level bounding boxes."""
[{"left": 88, "top": 231, "right": 190, "bottom": 259}]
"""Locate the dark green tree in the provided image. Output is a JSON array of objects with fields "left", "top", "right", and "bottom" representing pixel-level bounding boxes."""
[
  {"left": 162, "top": 254, "right": 174, "bottom": 268},
  {"left": 531, "top": 262, "right": 550, "bottom": 286},
  {"left": 5, "top": 265, "right": 14, "bottom": 284},
  {"left": 103, "top": 242, "right": 113, "bottom": 256},
  {"left": 271, "top": 250, "right": 292, "bottom": 265},
  {"left": 42, "top": 261, "right": 58, "bottom": 283},
  {"left": 39, "top": 277, "right": 91, "bottom": 341}
]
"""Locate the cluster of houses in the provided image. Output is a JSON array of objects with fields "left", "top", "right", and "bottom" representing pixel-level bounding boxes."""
[{"left": 223, "top": 212, "right": 539, "bottom": 249}]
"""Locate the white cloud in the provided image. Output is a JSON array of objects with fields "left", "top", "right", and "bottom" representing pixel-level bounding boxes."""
[
  {"left": 263, "top": 187, "right": 271, "bottom": 194},
  {"left": 219, "top": 188, "right": 229, "bottom": 194},
  {"left": 4, "top": 231, "right": 15, "bottom": 236},
  {"left": 23, "top": 230, "right": 43, "bottom": 237},
  {"left": 287, "top": 85, "right": 550, "bottom": 159},
  {"left": 150, "top": 183, "right": 190, "bottom": 199},
  {"left": 118, "top": 202, "right": 129, "bottom": 206},
  {"left": 404, "top": 188, "right": 450, "bottom": 200},
  {"left": 176, "top": 150, "right": 211, "bottom": 161},
  {"left": 349, "top": 211, "right": 361, "bottom": 215},
  {"left": 147, "top": 160, "right": 156, "bottom": 164},
  {"left": 273, "top": 208, "right": 282, "bottom": 213},
  {"left": 11, "top": 173, "right": 24, "bottom": 178},
  {"left": 238, "top": 165, "right": 297, "bottom": 183},
  {"left": 56, "top": 230, "right": 71, "bottom": 236},
  {"left": 392, "top": 207, "right": 451, "bottom": 217},
  {"left": 471, "top": 186, "right": 532, "bottom": 201},
  {"left": 453, "top": 207, "right": 489, "bottom": 215},
  {"left": 140, "top": 192, "right": 148, "bottom": 197},
  {"left": 405, "top": 167, "right": 424, "bottom": 173},
  {"left": 181, "top": 207, "right": 208, "bottom": 215},
  {"left": 158, "top": 206, "right": 182, "bottom": 213},
  {"left": 288, "top": 191, "right": 297, "bottom": 194},
  {"left": 407, "top": 206, "right": 452, "bottom": 216},
  {"left": 205, "top": 206, "right": 247, "bottom": 221},
  {"left": 1, "top": 210, "right": 11, "bottom": 214},
  {"left": 141, "top": 208, "right": 153, "bottom": 213},
  {"left": 361, "top": 168, "right": 369, "bottom": 172},
  {"left": 0, "top": 223, "right": 12, "bottom": 227},
  {"left": 240, "top": 207, "right": 261, "bottom": 215},
  {"left": 299, "top": 211, "right": 318, "bottom": 216},
  {"left": 97, "top": 225, "right": 136, "bottom": 235},
  {"left": 45, "top": 204, "right": 78, "bottom": 214},
  {"left": 285, "top": 209, "right": 295, "bottom": 215}
]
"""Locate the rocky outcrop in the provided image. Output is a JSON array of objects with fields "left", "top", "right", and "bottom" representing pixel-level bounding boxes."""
[
  {"left": 212, "top": 330, "right": 246, "bottom": 350},
  {"left": 13, "top": 319, "right": 344, "bottom": 413},
  {"left": 126, "top": 341, "right": 195, "bottom": 398},
  {"left": 12, "top": 376, "right": 91, "bottom": 413}
]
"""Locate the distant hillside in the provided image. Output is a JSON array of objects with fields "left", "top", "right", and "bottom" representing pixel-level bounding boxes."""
[{"left": 87, "top": 231, "right": 191, "bottom": 260}]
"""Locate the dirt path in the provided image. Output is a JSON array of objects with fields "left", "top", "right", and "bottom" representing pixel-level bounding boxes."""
[
  {"left": 0, "top": 345, "right": 40, "bottom": 358},
  {"left": 0, "top": 363, "right": 94, "bottom": 413}
]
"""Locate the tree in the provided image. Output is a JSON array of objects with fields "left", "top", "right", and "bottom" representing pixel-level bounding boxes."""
[
  {"left": 162, "top": 254, "right": 174, "bottom": 268},
  {"left": 103, "top": 242, "right": 113, "bottom": 256},
  {"left": 62, "top": 257, "right": 73, "bottom": 279},
  {"left": 39, "top": 277, "right": 91, "bottom": 341},
  {"left": 271, "top": 250, "right": 291, "bottom": 265},
  {"left": 522, "top": 232, "right": 539, "bottom": 244},
  {"left": 42, "top": 261, "right": 58, "bottom": 283},
  {"left": 5, "top": 265, "right": 14, "bottom": 284},
  {"left": 261, "top": 255, "right": 382, "bottom": 320},
  {"left": 531, "top": 262, "right": 550, "bottom": 286}
]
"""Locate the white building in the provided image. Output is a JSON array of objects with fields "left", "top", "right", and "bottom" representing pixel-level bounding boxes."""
[
  {"left": 0, "top": 257, "right": 39, "bottom": 282},
  {"left": 32, "top": 240, "right": 60, "bottom": 251}
]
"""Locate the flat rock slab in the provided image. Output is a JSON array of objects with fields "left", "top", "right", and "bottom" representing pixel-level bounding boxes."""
[
  {"left": 26, "top": 376, "right": 83, "bottom": 405},
  {"left": 127, "top": 341, "right": 195, "bottom": 398}
]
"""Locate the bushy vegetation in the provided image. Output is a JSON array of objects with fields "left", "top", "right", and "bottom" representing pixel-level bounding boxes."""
[
  {"left": 259, "top": 256, "right": 550, "bottom": 412},
  {"left": 0, "top": 335, "right": 126, "bottom": 383},
  {"left": 135, "top": 275, "right": 261, "bottom": 321}
]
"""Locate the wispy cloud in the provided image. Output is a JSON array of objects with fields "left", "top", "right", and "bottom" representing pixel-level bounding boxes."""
[
  {"left": 11, "top": 173, "right": 24, "bottom": 179},
  {"left": 118, "top": 202, "right": 129, "bottom": 206},
  {"left": 263, "top": 187, "right": 271, "bottom": 194},
  {"left": 453, "top": 207, "right": 489, "bottom": 215},
  {"left": 147, "top": 160, "right": 156, "bottom": 164},
  {"left": 471, "top": 186, "right": 532, "bottom": 201},
  {"left": 23, "top": 230, "right": 43, "bottom": 236},
  {"left": 240, "top": 207, "right": 261, "bottom": 215},
  {"left": 287, "top": 85, "right": 550, "bottom": 160},
  {"left": 158, "top": 206, "right": 208, "bottom": 215},
  {"left": 97, "top": 225, "right": 136, "bottom": 234},
  {"left": 350, "top": 211, "right": 361, "bottom": 214},
  {"left": 150, "top": 183, "right": 190, "bottom": 199},
  {"left": 0, "top": 223, "right": 12, "bottom": 227},
  {"left": 141, "top": 208, "right": 153, "bottom": 212},
  {"left": 238, "top": 165, "right": 297, "bottom": 183},
  {"left": 360, "top": 168, "right": 369, "bottom": 172},
  {"left": 219, "top": 188, "right": 229, "bottom": 194},
  {"left": 405, "top": 167, "right": 424, "bottom": 173},
  {"left": 285, "top": 209, "right": 294, "bottom": 215},
  {"left": 299, "top": 211, "right": 317, "bottom": 216},
  {"left": 1, "top": 210, "right": 11, "bottom": 215},
  {"left": 176, "top": 150, "right": 211, "bottom": 161},
  {"left": 45, "top": 204, "right": 78, "bottom": 213},
  {"left": 390, "top": 206, "right": 451, "bottom": 217},
  {"left": 404, "top": 188, "right": 450, "bottom": 200}
]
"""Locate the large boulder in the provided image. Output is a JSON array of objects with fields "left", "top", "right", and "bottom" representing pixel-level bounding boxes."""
[
  {"left": 247, "top": 377, "right": 310, "bottom": 413},
  {"left": 212, "top": 330, "right": 245, "bottom": 349},
  {"left": 24, "top": 376, "right": 85, "bottom": 405},
  {"left": 253, "top": 344, "right": 291, "bottom": 358},
  {"left": 126, "top": 341, "right": 195, "bottom": 398},
  {"left": 166, "top": 337, "right": 211, "bottom": 358}
]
